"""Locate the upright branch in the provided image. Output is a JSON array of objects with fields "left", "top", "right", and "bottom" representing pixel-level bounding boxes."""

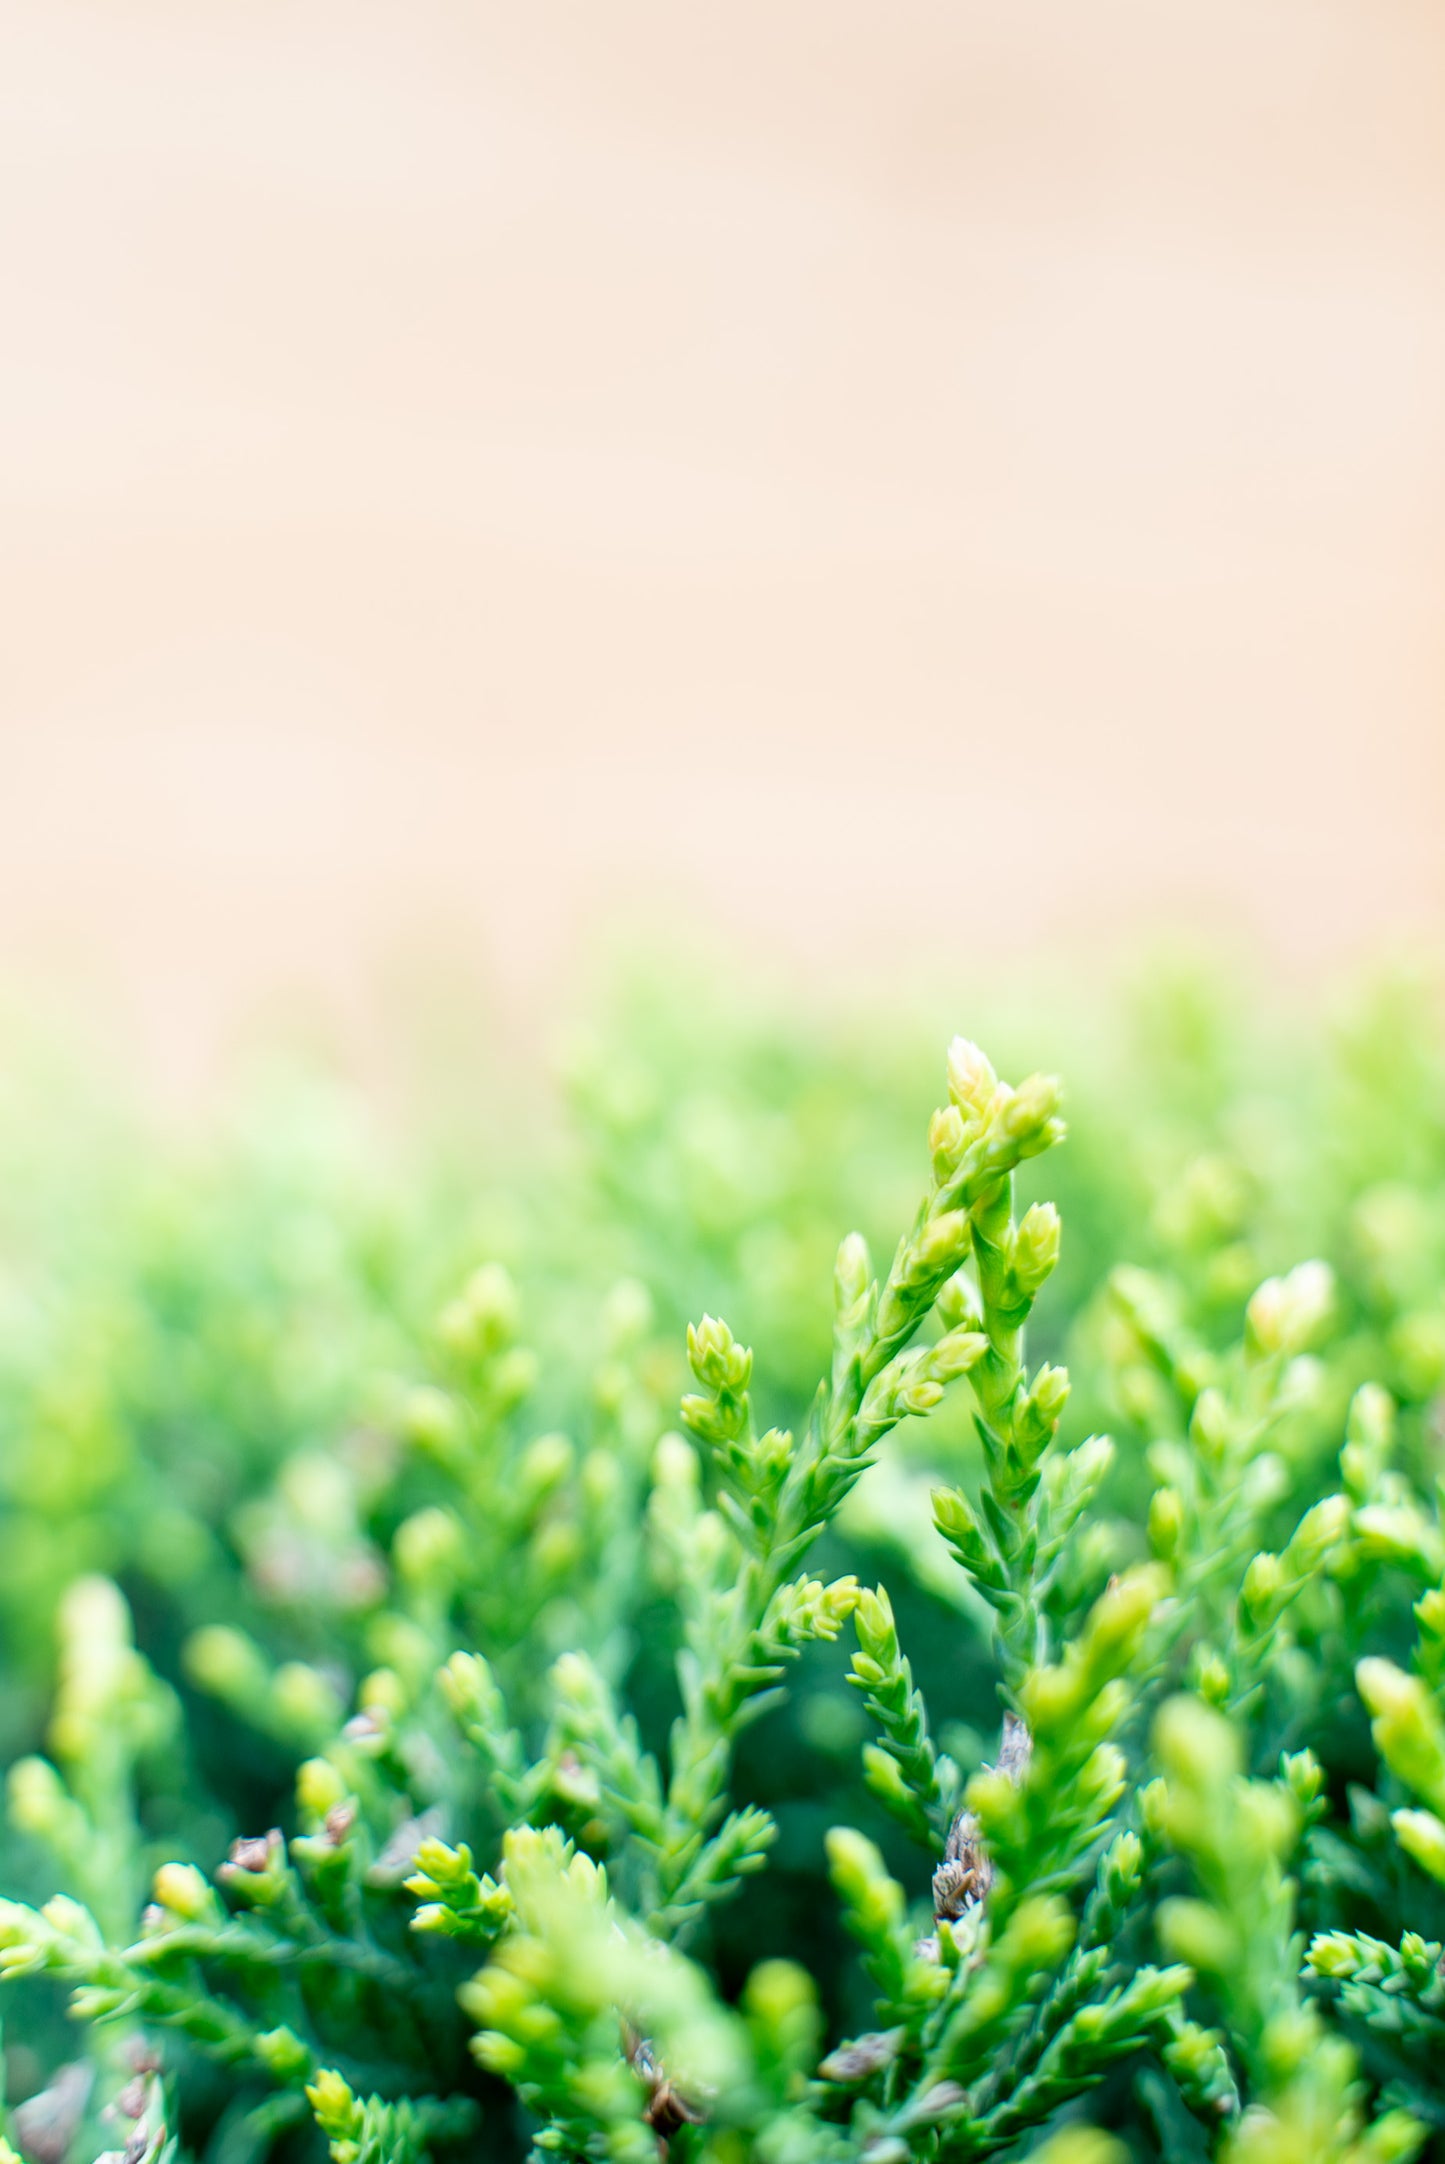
[
  {"left": 658, "top": 1040, "right": 1066, "bottom": 1934},
  {"left": 929, "top": 1043, "right": 1111, "bottom": 1705}
]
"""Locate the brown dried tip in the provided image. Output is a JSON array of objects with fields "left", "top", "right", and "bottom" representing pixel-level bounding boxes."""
[
  {"left": 123, "top": 2122, "right": 163, "bottom": 2164},
  {"left": 110, "top": 2080, "right": 149, "bottom": 2124},
  {"left": 222, "top": 1828, "right": 283, "bottom": 1877},
  {"left": 994, "top": 1711, "right": 1033, "bottom": 1783},
  {"left": 325, "top": 1800, "right": 359, "bottom": 1845},
  {"left": 909, "top": 2082, "right": 966, "bottom": 2124},
  {"left": 931, "top": 1712, "right": 1032, "bottom": 1930},
  {"left": 931, "top": 1835, "right": 992, "bottom": 1923},
  {"left": 622, "top": 2022, "right": 705, "bottom": 2149},
  {"left": 642, "top": 2085, "right": 705, "bottom": 2140},
  {"left": 818, "top": 2030, "right": 902, "bottom": 2083},
  {"left": 13, "top": 2062, "right": 94, "bottom": 2164}
]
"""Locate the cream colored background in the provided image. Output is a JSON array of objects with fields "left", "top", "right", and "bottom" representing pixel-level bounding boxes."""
[{"left": 4, "top": 1, "right": 1443, "bottom": 1078}]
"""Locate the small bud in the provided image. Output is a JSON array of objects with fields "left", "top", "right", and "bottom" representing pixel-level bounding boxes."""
[
  {"left": 1017, "top": 1364, "right": 1070, "bottom": 1454},
  {"left": 580, "top": 1448, "right": 622, "bottom": 1513},
  {"left": 1010, "top": 1203, "right": 1062, "bottom": 1300},
  {"left": 437, "top": 1263, "right": 519, "bottom": 1364},
  {"left": 935, "top": 1270, "right": 983, "bottom": 1331},
  {"left": 1156, "top": 1896, "right": 1237, "bottom": 1975},
  {"left": 932, "top": 1485, "right": 1002, "bottom": 1586},
  {"left": 1000, "top": 1073, "right": 1065, "bottom": 1157},
  {"left": 1187, "top": 1647, "right": 1230, "bottom": 1707},
  {"left": 151, "top": 1863, "right": 216, "bottom": 1924},
  {"left": 1283, "top": 1493, "right": 1348, "bottom": 1576},
  {"left": 852, "top": 1586, "right": 898, "bottom": 1665},
  {"left": 1139, "top": 1777, "right": 1169, "bottom": 1843},
  {"left": 1007, "top": 1893, "right": 1075, "bottom": 1968},
  {"left": 1102, "top": 1830, "right": 1144, "bottom": 1909},
  {"left": 393, "top": 1507, "right": 465, "bottom": 1587},
  {"left": 927, "top": 1329, "right": 989, "bottom": 1386},
  {"left": 399, "top": 1385, "right": 461, "bottom": 1460},
  {"left": 1055, "top": 1433, "right": 1114, "bottom": 1513},
  {"left": 946, "top": 1038, "right": 997, "bottom": 1116},
  {"left": 183, "top": 1625, "right": 270, "bottom": 1705},
  {"left": 913, "top": 1211, "right": 971, "bottom": 1276},
  {"left": 898, "top": 1377, "right": 944, "bottom": 1418},
  {"left": 1364, "top": 2110, "right": 1433, "bottom": 2164},
  {"left": 1154, "top": 1695, "right": 1241, "bottom": 1793},
  {"left": 741, "top": 1956, "right": 820, "bottom": 2060},
  {"left": 1358, "top": 1657, "right": 1445, "bottom": 1816},
  {"left": 825, "top": 1826, "right": 905, "bottom": 1942},
  {"left": 1148, "top": 1486, "right": 1185, "bottom": 1559},
  {"left": 272, "top": 1663, "right": 343, "bottom": 1741},
  {"left": 531, "top": 1520, "right": 582, "bottom": 1580},
  {"left": 1087, "top": 1562, "right": 1164, "bottom": 1660},
  {"left": 1246, "top": 1259, "right": 1334, "bottom": 1359},
  {"left": 517, "top": 1432, "right": 574, "bottom": 1505},
  {"left": 1418, "top": 1588, "right": 1445, "bottom": 1657},
  {"left": 296, "top": 1757, "right": 348, "bottom": 1821},
  {"left": 686, "top": 1315, "right": 752, "bottom": 1393},
  {"left": 6, "top": 1758, "right": 71, "bottom": 1840},
  {"left": 412, "top": 1836, "right": 473, "bottom": 1888},
  {"left": 255, "top": 2028, "right": 312, "bottom": 2079},
  {"left": 306, "top": 2070, "right": 360, "bottom": 2142},
  {"left": 1354, "top": 1502, "right": 1445, "bottom": 1578},
  {"left": 1342, "top": 1384, "right": 1396, "bottom": 1504},
  {"left": 359, "top": 1667, "right": 406, "bottom": 1720},
  {"left": 1234, "top": 1781, "right": 1298, "bottom": 1865},
  {"left": 500, "top": 1348, "right": 542, "bottom": 1417},
  {"left": 1281, "top": 1748, "right": 1324, "bottom": 1818},
  {"left": 1392, "top": 1808, "right": 1445, "bottom": 1884},
  {"left": 928, "top": 1104, "right": 969, "bottom": 1179},
  {"left": 1188, "top": 1388, "right": 1232, "bottom": 1463},
  {"left": 1306, "top": 1931, "right": 1360, "bottom": 1981},
  {"left": 834, "top": 1232, "right": 872, "bottom": 1316},
  {"left": 1241, "top": 1551, "right": 1285, "bottom": 1623}
]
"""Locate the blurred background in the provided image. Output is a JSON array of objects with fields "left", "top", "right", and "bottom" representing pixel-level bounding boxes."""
[{"left": 3, "top": 0, "right": 1443, "bottom": 1089}]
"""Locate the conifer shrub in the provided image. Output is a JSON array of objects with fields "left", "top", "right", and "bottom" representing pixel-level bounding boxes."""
[{"left": 1, "top": 979, "right": 1445, "bottom": 2162}]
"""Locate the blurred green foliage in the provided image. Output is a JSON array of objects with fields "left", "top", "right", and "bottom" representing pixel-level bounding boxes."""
[{"left": 0, "top": 959, "right": 1443, "bottom": 2163}]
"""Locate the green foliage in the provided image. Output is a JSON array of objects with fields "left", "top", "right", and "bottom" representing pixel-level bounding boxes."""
[{"left": 2, "top": 969, "right": 1445, "bottom": 2163}]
